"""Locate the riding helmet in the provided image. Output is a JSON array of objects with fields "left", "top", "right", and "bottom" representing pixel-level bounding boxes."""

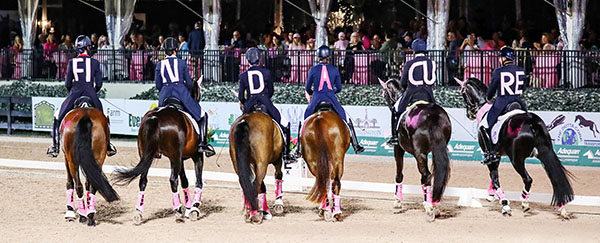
[
  {"left": 246, "top": 47, "right": 260, "bottom": 65},
  {"left": 163, "top": 37, "right": 179, "bottom": 52},
  {"left": 411, "top": 38, "right": 427, "bottom": 53},
  {"left": 75, "top": 35, "right": 92, "bottom": 54},
  {"left": 500, "top": 46, "right": 515, "bottom": 60},
  {"left": 317, "top": 45, "right": 331, "bottom": 60}
]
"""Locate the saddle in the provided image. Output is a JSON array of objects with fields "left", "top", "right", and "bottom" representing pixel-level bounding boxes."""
[
  {"left": 315, "top": 101, "right": 334, "bottom": 112},
  {"left": 163, "top": 97, "right": 184, "bottom": 110},
  {"left": 397, "top": 100, "right": 430, "bottom": 131},
  {"left": 74, "top": 96, "right": 93, "bottom": 108},
  {"left": 480, "top": 101, "right": 526, "bottom": 144},
  {"left": 249, "top": 104, "right": 268, "bottom": 114}
]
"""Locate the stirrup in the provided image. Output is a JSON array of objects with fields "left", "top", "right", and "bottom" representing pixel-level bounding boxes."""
[
  {"left": 386, "top": 137, "right": 399, "bottom": 146},
  {"left": 353, "top": 144, "right": 365, "bottom": 154},
  {"left": 107, "top": 143, "right": 117, "bottom": 157},
  {"left": 199, "top": 144, "right": 216, "bottom": 157},
  {"left": 47, "top": 146, "right": 59, "bottom": 158}
]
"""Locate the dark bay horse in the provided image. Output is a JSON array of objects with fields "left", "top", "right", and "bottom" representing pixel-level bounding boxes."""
[
  {"left": 229, "top": 112, "right": 286, "bottom": 224},
  {"left": 114, "top": 78, "right": 210, "bottom": 224},
  {"left": 379, "top": 79, "right": 452, "bottom": 222},
  {"left": 301, "top": 108, "right": 350, "bottom": 222},
  {"left": 61, "top": 100, "right": 119, "bottom": 226},
  {"left": 456, "top": 77, "right": 574, "bottom": 218}
]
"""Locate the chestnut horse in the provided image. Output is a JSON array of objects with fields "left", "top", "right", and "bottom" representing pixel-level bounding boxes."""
[
  {"left": 61, "top": 98, "right": 119, "bottom": 226},
  {"left": 301, "top": 107, "right": 350, "bottom": 222},
  {"left": 229, "top": 111, "right": 286, "bottom": 224},
  {"left": 114, "top": 78, "right": 211, "bottom": 224},
  {"left": 380, "top": 78, "right": 452, "bottom": 222}
]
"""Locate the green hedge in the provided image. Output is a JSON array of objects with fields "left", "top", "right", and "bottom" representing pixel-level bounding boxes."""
[
  {"left": 131, "top": 83, "right": 600, "bottom": 112},
  {"left": 0, "top": 81, "right": 106, "bottom": 112}
]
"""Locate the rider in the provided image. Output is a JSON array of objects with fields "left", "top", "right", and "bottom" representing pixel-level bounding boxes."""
[
  {"left": 238, "top": 47, "right": 294, "bottom": 162},
  {"left": 481, "top": 46, "right": 527, "bottom": 164},
  {"left": 155, "top": 37, "right": 215, "bottom": 156},
  {"left": 47, "top": 35, "right": 117, "bottom": 157},
  {"left": 388, "top": 39, "right": 436, "bottom": 146},
  {"left": 303, "top": 45, "right": 365, "bottom": 154}
]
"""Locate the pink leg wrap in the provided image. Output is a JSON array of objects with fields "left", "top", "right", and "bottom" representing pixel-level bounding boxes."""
[
  {"left": 425, "top": 186, "right": 433, "bottom": 204},
  {"left": 242, "top": 194, "right": 251, "bottom": 209},
  {"left": 136, "top": 191, "right": 145, "bottom": 213},
  {"left": 183, "top": 188, "right": 193, "bottom": 208},
  {"left": 193, "top": 188, "right": 202, "bottom": 204},
  {"left": 557, "top": 204, "right": 565, "bottom": 211},
  {"left": 77, "top": 197, "right": 87, "bottom": 216},
  {"left": 275, "top": 180, "right": 283, "bottom": 199},
  {"left": 332, "top": 195, "right": 341, "bottom": 215},
  {"left": 249, "top": 209, "right": 259, "bottom": 217},
  {"left": 521, "top": 188, "right": 530, "bottom": 200},
  {"left": 86, "top": 192, "right": 96, "bottom": 214},
  {"left": 66, "top": 189, "right": 75, "bottom": 209},
  {"left": 395, "top": 183, "right": 403, "bottom": 200},
  {"left": 258, "top": 193, "right": 269, "bottom": 212},
  {"left": 496, "top": 188, "right": 507, "bottom": 200},
  {"left": 488, "top": 180, "right": 496, "bottom": 195},
  {"left": 320, "top": 198, "right": 331, "bottom": 211},
  {"left": 172, "top": 192, "right": 182, "bottom": 210}
]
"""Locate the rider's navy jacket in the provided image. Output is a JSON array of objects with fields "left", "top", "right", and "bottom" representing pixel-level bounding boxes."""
[
  {"left": 238, "top": 66, "right": 282, "bottom": 124},
  {"left": 397, "top": 54, "right": 436, "bottom": 114},
  {"left": 304, "top": 62, "right": 346, "bottom": 121},
  {"left": 155, "top": 56, "right": 203, "bottom": 120},
  {"left": 486, "top": 63, "right": 528, "bottom": 127},
  {"left": 57, "top": 54, "right": 104, "bottom": 121}
]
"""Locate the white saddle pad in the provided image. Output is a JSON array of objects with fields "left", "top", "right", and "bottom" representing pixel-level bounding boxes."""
[{"left": 481, "top": 110, "right": 526, "bottom": 144}]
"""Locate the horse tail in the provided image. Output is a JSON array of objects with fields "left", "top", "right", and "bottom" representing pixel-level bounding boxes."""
[
  {"left": 532, "top": 116, "right": 574, "bottom": 206},
  {"left": 234, "top": 120, "right": 258, "bottom": 211},
  {"left": 74, "top": 116, "right": 119, "bottom": 202},
  {"left": 114, "top": 116, "right": 160, "bottom": 185},
  {"left": 428, "top": 112, "right": 451, "bottom": 203},
  {"left": 306, "top": 118, "right": 331, "bottom": 203}
]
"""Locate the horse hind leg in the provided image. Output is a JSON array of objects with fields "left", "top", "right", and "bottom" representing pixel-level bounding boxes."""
[
  {"left": 509, "top": 149, "right": 533, "bottom": 212},
  {"left": 332, "top": 176, "right": 343, "bottom": 222},
  {"left": 64, "top": 163, "right": 76, "bottom": 222},
  {"left": 272, "top": 158, "right": 285, "bottom": 215},
  {"left": 85, "top": 182, "right": 98, "bottom": 226},
  {"left": 71, "top": 167, "right": 88, "bottom": 224},
  {"left": 187, "top": 154, "right": 204, "bottom": 221},
  {"left": 168, "top": 157, "right": 184, "bottom": 222},
  {"left": 487, "top": 162, "right": 511, "bottom": 216},
  {"left": 393, "top": 146, "right": 406, "bottom": 210},
  {"left": 415, "top": 152, "right": 434, "bottom": 222},
  {"left": 255, "top": 163, "right": 270, "bottom": 222}
]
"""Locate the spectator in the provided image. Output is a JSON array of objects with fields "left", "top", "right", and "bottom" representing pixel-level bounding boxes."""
[
  {"left": 267, "top": 33, "right": 284, "bottom": 51},
  {"left": 533, "top": 33, "right": 550, "bottom": 50},
  {"left": 306, "top": 38, "right": 316, "bottom": 50},
  {"left": 348, "top": 32, "right": 364, "bottom": 51},
  {"left": 334, "top": 32, "right": 349, "bottom": 50},
  {"left": 359, "top": 28, "right": 371, "bottom": 50},
  {"left": 460, "top": 33, "right": 479, "bottom": 50},
  {"left": 225, "top": 30, "right": 244, "bottom": 48},
  {"left": 43, "top": 34, "right": 58, "bottom": 78},
  {"left": 59, "top": 34, "right": 73, "bottom": 50},
  {"left": 156, "top": 35, "right": 165, "bottom": 49},
  {"left": 98, "top": 35, "right": 109, "bottom": 49},
  {"left": 90, "top": 33, "right": 98, "bottom": 49},
  {"left": 13, "top": 36, "right": 23, "bottom": 51},
  {"left": 282, "top": 32, "right": 293, "bottom": 49},
  {"left": 403, "top": 31, "right": 413, "bottom": 50},
  {"left": 135, "top": 33, "right": 151, "bottom": 50},
  {"left": 188, "top": 21, "right": 206, "bottom": 53},
  {"left": 487, "top": 32, "right": 505, "bottom": 50},
  {"left": 288, "top": 33, "right": 305, "bottom": 50},
  {"left": 380, "top": 30, "right": 398, "bottom": 51},
  {"left": 37, "top": 33, "right": 46, "bottom": 50},
  {"left": 178, "top": 33, "right": 189, "bottom": 52},
  {"left": 371, "top": 34, "right": 383, "bottom": 50},
  {"left": 446, "top": 31, "right": 460, "bottom": 83},
  {"left": 44, "top": 34, "right": 59, "bottom": 51}
]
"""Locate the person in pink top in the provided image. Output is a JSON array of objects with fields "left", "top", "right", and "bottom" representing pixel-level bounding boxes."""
[{"left": 334, "top": 32, "right": 349, "bottom": 50}]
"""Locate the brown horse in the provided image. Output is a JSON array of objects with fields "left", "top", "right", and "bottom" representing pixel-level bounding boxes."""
[
  {"left": 301, "top": 108, "right": 350, "bottom": 222},
  {"left": 114, "top": 78, "right": 211, "bottom": 224},
  {"left": 229, "top": 111, "right": 286, "bottom": 224},
  {"left": 61, "top": 100, "right": 119, "bottom": 227}
]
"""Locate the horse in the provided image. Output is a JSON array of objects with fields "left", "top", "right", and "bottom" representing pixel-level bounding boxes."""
[
  {"left": 575, "top": 115, "right": 599, "bottom": 138},
  {"left": 114, "top": 77, "right": 211, "bottom": 225},
  {"left": 299, "top": 103, "right": 350, "bottom": 222},
  {"left": 61, "top": 96, "right": 120, "bottom": 226},
  {"left": 379, "top": 79, "right": 452, "bottom": 222},
  {"left": 229, "top": 108, "right": 287, "bottom": 224},
  {"left": 455, "top": 77, "right": 574, "bottom": 218}
]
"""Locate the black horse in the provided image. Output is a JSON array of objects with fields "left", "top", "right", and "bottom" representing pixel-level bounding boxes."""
[
  {"left": 456, "top": 77, "right": 574, "bottom": 218},
  {"left": 380, "top": 79, "right": 452, "bottom": 222}
]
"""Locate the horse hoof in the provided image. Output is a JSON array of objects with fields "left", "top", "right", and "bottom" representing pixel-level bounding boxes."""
[
  {"left": 318, "top": 209, "right": 325, "bottom": 218},
  {"left": 189, "top": 208, "right": 201, "bottom": 221},
  {"left": 64, "top": 210, "right": 76, "bottom": 221},
  {"left": 333, "top": 212, "right": 343, "bottom": 222},
  {"left": 521, "top": 201, "right": 530, "bottom": 212},
  {"left": 424, "top": 203, "right": 435, "bottom": 222},
  {"left": 263, "top": 211, "right": 273, "bottom": 220},
  {"left": 273, "top": 204, "right": 284, "bottom": 215},
  {"left": 250, "top": 212, "right": 263, "bottom": 224},
  {"left": 133, "top": 210, "right": 143, "bottom": 225},
  {"left": 502, "top": 205, "right": 512, "bottom": 216},
  {"left": 79, "top": 215, "right": 87, "bottom": 224},
  {"left": 87, "top": 213, "right": 96, "bottom": 226},
  {"left": 323, "top": 210, "right": 334, "bottom": 222},
  {"left": 486, "top": 194, "right": 496, "bottom": 202},
  {"left": 559, "top": 207, "right": 571, "bottom": 220},
  {"left": 393, "top": 199, "right": 402, "bottom": 209}
]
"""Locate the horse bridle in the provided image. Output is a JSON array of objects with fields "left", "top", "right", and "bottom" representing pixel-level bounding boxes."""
[{"left": 459, "top": 84, "right": 483, "bottom": 120}]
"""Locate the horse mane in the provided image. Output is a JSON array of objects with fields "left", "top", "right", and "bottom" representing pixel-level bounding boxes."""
[{"left": 466, "top": 78, "right": 488, "bottom": 93}]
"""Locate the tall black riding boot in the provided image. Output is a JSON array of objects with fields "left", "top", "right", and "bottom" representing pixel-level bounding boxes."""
[
  {"left": 281, "top": 123, "right": 295, "bottom": 162},
  {"left": 347, "top": 119, "right": 365, "bottom": 154},
  {"left": 197, "top": 116, "right": 216, "bottom": 157},
  {"left": 387, "top": 112, "right": 399, "bottom": 146},
  {"left": 106, "top": 116, "right": 117, "bottom": 157},
  {"left": 47, "top": 118, "right": 60, "bottom": 157},
  {"left": 479, "top": 126, "right": 499, "bottom": 165}
]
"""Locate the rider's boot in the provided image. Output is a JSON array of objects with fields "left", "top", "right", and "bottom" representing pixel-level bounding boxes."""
[
  {"left": 387, "top": 111, "right": 399, "bottom": 146},
  {"left": 197, "top": 116, "right": 216, "bottom": 157},
  {"left": 480, "top": 126, "right": 499, "bottom": 165},
  {"left": 106, "top": 116, "right": 117, "bottom": 157},
  {"left": 347, "top": 119, "right": 365, "bottom": 154},
  {"left": 47, "top": 118, "right": 60, "bottom": 157},
  {"left": 281, "top": 123, "right": 295, "bottom": 162}
]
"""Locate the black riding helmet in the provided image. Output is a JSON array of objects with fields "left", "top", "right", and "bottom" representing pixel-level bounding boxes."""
[
  {"left": 317, "top": 45, "right": 330, "bottom": 60},
  {"left": 163, "top": 37, "right": 179, "bottom": 55},
  {"left": 75, "top": 35, "right": 91, "bottom": 54},
  {"left": 246, "top": 47, "right": 260, "bottom": 65},
  {"left": 500, "top": 46, "right": 515, "bottom": 65}
]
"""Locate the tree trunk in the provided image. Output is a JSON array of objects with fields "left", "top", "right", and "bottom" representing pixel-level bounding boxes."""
[{"left": 554, "top": 0, "right": 588, "bottom": 88}]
